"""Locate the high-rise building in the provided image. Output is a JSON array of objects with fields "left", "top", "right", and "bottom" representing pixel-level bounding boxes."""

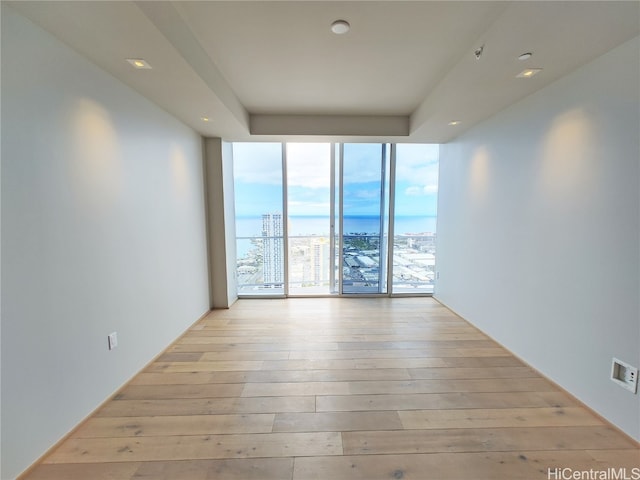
[
  {"left": 262, "top": 213, "right": 283, "bottom": 287},
  {"left": 311, "top": 238, "right": 330, "bottom": 284}
]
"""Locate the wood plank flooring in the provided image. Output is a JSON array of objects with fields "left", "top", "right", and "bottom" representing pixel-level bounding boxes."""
[{"left": 23, "top": 298, "right": 639, "bottom": 479}]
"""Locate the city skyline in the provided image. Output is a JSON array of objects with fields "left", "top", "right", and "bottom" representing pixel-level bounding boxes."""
[{"left": 236, "top": 210, "right": 436, "bottom": 294}]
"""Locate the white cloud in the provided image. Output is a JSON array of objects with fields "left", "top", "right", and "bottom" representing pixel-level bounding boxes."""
[
  {"left": 342, "top": 144, "right": 388, "bottom": 184},
  {"left": 351, "top": 189, "right": 381, "bottom": 199},
  {"left": 287, "top": 200, "right": 331, "bottom": 216},
  {"left": 405, "top": 184, "right": 438, "bottom": 196},
  {"left": 286, "top": 143, "right": 332, "bottom": 188},
  {"left": 232, "top": 143, "right": 440, "bottom": 191},
  {"left": 395, "top": 144, "right": 439, "bottom": 184},
  {"left": 232, "top": 143, "right": 283, "bottom": 185}
]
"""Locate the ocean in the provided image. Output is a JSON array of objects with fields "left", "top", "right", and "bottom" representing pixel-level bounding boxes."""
[{"left": 236, "top": 215, "right": 436, "bottom": 255}]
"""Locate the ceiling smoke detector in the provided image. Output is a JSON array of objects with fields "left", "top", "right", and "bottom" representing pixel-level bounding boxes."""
[{"left": 331, "top": 19, "right": 350, "bottom": 35}]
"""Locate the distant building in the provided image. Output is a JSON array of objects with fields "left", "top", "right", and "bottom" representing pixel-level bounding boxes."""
[
  {"left": 262, "top": 213, "right": 283, "bottom": 286},
  {"left": 311, "top": 238, "right": 330, "bottom": 283}
]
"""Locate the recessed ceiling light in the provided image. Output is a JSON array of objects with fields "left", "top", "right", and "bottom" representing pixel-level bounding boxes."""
[
  {"left": 518, "top": 52, "right": 533, "bottom": 61},
  {"left": 201, "top": 117, "right": 210, "bottom": 122},
  {"left": 516, "top": 68, "right": 542, "bottom": 78},
  {"left": 126, "top": 58, "right": 152, "bottom": 69},
  {"left": 331, "top": 19, "right": 350, "bottom": 35},
  {"left": 448, "top": 121, "right": 461, "bottom": 126}
]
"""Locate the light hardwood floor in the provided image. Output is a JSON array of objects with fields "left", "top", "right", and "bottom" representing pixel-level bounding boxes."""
[{"left": 23, "top": 298, "right": 639, "bottom": 479}]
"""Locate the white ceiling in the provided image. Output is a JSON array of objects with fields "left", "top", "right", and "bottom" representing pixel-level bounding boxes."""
[{"left": 8, "top": 1, "right": 640, "bottom": 143}]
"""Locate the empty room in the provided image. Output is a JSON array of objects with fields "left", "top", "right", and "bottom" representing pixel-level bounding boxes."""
[{"left": 1, "top": 1, "right": 639, "bottom": 479}]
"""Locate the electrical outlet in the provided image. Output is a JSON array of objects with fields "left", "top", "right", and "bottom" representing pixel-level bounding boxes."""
[
  {"left": 611, "top": 358, "right": 638, "bottom": 393},
  {"left": 108, "top": 332, "right": 118, "bottom": 350}
]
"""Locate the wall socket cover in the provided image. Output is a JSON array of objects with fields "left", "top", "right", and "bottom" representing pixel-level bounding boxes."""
[
  {"left": 611, "top": 357, "right": 638, "bottom": 393},
  {"left": 108, "top": 332, "right": 118, "bottom": 350}
]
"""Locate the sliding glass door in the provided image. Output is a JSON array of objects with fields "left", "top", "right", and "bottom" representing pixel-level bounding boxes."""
[
  {"left": 340, "top": 144, "right": 390, "bottom": 294},
  {"left": 233, "top": 143, "right": 285, "bottom": 295},
  {"left": 392, "top": 144, "right": 439, "bottom": 293},
  {"left": 233, "top": 142, "right": 438, "bottom": 297},
  {"left": 286, "top": 143, "right": 332, "bottom": 295}
]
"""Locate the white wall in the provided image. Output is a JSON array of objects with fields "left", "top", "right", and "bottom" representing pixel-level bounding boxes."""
[
  {"left": 204, "top": 138, "right": 237, "bottom": 308},
  {"left": 436, "top": 37, "right": 640, "bottom": 440},
  {"left": 222, "top": 141, "right": 238, "bottom": 306},
  {"left": 1, "top": 7, "right": 210, "bottom": 478}
]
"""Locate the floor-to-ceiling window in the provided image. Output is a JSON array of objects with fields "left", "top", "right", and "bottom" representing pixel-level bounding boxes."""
[
  {"left": 392, "top": 144, "right": 439, "bottom": 293},
  {"left": 232, "top": 142, "right": 438, "bottom": 297},
  {"left": 341, "top": 144, "right": 390, "bottom": 294},
  {"left": 286, "top": 143, "right": 332, "bottom": 295},
  {"left": 232, "top": 143, "right": 285, "bottom": 295}
]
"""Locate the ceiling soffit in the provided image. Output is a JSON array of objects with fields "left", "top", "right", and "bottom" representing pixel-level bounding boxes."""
[{"left": 7, "top": 1, "right": 640, "bottom": 142}]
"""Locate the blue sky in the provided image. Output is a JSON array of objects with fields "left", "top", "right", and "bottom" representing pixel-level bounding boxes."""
[{"left": 233, "top": 142, "right": 438, "bottom": 217}]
